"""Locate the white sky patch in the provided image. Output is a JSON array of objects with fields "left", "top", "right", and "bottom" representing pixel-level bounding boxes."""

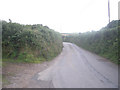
[{"left": 0, "top": 0, "right": 119, "bottom": 33}]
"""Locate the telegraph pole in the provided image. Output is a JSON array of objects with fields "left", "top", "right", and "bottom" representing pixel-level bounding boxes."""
[{"left": 108, "top": 0, "right": 110, "bottom": 23}]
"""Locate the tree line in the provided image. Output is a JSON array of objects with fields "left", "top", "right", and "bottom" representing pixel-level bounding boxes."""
[
  {"left": 2, "top": 20, "right": 63, "bottom": 63},
  {"left": 63, "top": 20, "right": 120, "bottom": 64}
]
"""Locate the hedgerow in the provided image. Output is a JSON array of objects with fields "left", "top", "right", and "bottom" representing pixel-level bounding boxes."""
[{"left": 2, "top": 21, "right": 63, "bottom": 63}]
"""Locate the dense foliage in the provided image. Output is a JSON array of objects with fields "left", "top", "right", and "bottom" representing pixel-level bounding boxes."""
[
  {"left": 63, "top": 20, "right": 120, "bottom": 64},
  {"left": 2, "top": 21, "right": 63, "bottom": 63}
]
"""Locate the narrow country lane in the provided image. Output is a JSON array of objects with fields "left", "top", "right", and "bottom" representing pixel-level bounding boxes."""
[{"left": 35, "top": 42, "right": 118, "bottom": 88}]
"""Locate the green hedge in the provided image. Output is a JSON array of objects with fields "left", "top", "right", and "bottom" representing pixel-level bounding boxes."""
[
  {"left": 2, "top": 21, "right": 63, "bottom": 63},
  {"left": 63, "top": 20, "right": 119, "bottom": 64}
]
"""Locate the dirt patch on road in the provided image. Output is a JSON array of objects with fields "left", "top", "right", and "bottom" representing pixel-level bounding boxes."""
[{"left": 2, "top": 59, "right": 56, "bottom": 88}]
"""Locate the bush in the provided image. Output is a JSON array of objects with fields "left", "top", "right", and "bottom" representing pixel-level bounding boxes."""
[
  {"left": 63, "top": 20, "right": 119, "bottom": 64},
  {"left": 2, "top": 21, "right": 63, "bottom": 63}
]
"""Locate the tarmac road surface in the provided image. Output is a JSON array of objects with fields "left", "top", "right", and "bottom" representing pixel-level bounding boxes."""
[{"left": 37, "top": 42, "right": 118, "bottom": 88}]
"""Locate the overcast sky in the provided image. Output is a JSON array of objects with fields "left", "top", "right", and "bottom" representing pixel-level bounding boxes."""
[{"left": 0, "top": 0, "right": 119, "bottom": 33}]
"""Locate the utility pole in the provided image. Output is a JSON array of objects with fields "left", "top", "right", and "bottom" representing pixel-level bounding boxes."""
[{"left": 108, "top": 0, "right": 110, "bottom": 23}]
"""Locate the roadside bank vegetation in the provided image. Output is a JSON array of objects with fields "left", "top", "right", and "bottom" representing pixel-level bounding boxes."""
[
  {"left": 2, "top": 20, "right": 63, "bottom": 63},
  {"left": 63, "top": 20, "right": 120, "bottom": 64}
]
